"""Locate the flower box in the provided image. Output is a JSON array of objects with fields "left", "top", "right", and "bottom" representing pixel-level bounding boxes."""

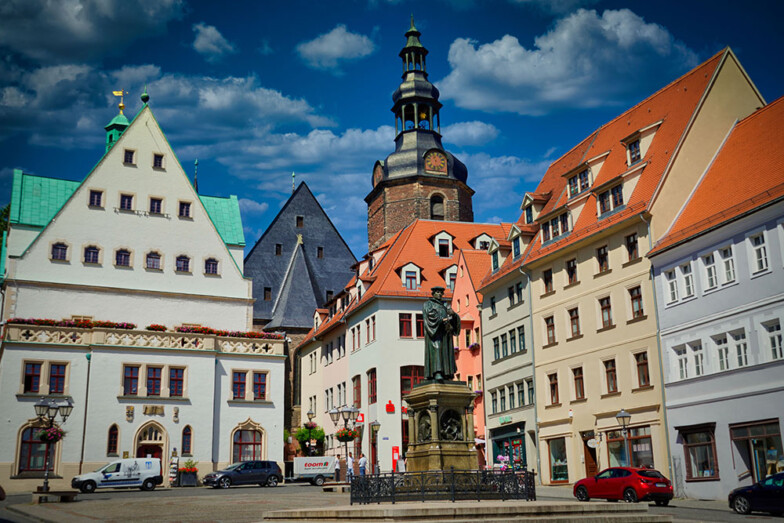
[{"left": 178, "top": 470, "right": 198, "bottom": 487}]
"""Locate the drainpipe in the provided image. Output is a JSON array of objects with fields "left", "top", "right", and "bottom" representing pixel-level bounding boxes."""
[
  {"left": 641, "top": 213, "right": 674, "bottom": 483},
  {"left": 78, "top": 350, "right": 92, "bottom": 474},
  {"left": 518, "top": 264, "right": 541, "bottom": 484}
]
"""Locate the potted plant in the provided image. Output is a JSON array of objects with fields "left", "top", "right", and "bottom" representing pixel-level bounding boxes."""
[
  {"left": 178, "top": 459, "right": 199, "bottom": 487},
  {"left": 335, "top": 427, "right": 360, "bottom": 443},
  {"left": 36, "top": 426, "right": 65, "bottom": 443}
]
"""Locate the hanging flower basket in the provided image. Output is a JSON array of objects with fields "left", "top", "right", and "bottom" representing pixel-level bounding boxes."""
[
  {"left": 303, "top": 421, "right": 318, "bottom": 430},
  {"left": 37, "top": 426, "right": 65, "bottom": 443},
  {"left": 468, "top": 342, "right": 480, "bottom": 352},
  {"left": 335, "top": 427, "right": 360, "bottom": 443}
]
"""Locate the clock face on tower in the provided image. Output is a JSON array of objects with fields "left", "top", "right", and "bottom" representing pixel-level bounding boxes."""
[{"left": 424, "top": 151, "right": 448, "bottom": 174}]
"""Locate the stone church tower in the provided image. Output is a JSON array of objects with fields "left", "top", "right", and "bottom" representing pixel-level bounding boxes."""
[{"left": 366, "top": 18, "right": 474, "bottom": 251}]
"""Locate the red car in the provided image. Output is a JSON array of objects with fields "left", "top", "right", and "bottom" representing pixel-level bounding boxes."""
[{"left": 573, "top": 467, "right": 673, "bottom": 505}]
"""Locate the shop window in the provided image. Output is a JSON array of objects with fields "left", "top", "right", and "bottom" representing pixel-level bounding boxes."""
[
  {"left": 233, "top": 429, "right": 262, "bottom": 462},
  {"left": 549, "top": 438, "right": 568, "bottom": 483},
  {"left": 607, "top": 426, "right": 653, "bottom": 468},
  {"left": 678, "top": 425, "right": 719, "bottom": 481},
  {"left": 730, "top": 421, "right": 782, "bottom": 482}
]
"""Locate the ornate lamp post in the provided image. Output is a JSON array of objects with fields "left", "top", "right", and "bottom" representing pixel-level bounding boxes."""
[
  {"left": 330, "top": 405, "right": 359, "bottom": 478},
  {"left": 306, "top": 409, "right": 316, "bottom": 455},
  {"left": 369, "top": 420, "right": 381, "bottom": 474},
  {"left": 615, "top": 409, "right": 632, "bottom": 467},
  {"left": 34, "top": 398, "right": 73, "bottom": 492}
]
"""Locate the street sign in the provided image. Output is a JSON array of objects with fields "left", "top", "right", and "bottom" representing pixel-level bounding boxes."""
[{"left": 357, "top": 413, "right": 364, "bottom": 423}]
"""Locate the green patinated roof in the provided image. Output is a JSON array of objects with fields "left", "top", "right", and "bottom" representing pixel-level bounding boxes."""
[
  {"left": 10, "top": 169, "right": 80, "bottom": 227},
  {"left": 105, "top": 113, "right": 130, "bottom": 129},
  {"left": 199, "top": 194, "right": 245, "bottom": 246}
]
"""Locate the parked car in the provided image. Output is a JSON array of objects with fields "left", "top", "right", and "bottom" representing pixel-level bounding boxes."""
[
  {"left": 203, "top": 460, "right": 282, "bottom": 489},
  {"left": 728, "top": 471, "right": 784, "bottom": 515},
  {"left": 72, "top": 458, "right": 163, "bottom": 493},
  {"left": 573, "top": 467, "right": 673, "bottom": 505}
]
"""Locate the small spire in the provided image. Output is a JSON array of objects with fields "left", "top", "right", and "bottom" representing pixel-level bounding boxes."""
[
  {"left": 194, "top": 159, "right": 199, "bottom": 193},
  {"left": 292, "top": 172, "right": 296, "bottom": 194},
  {"left": 410, "top": 14, "right": 415, "bottom": 30},
  {"left": 112, "top": 90, "right": 126, "bottom": 115},
  {"left": 141, "top": 84, "right": 149, "bottom": 104}
]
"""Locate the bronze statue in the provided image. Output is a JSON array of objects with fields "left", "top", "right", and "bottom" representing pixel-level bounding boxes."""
[{"left": 423, "top": 286, "right": 460, "bottom": 381}]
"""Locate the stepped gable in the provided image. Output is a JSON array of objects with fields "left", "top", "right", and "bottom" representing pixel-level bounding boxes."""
[
  {"left": 650, "top": 96, "right": 784, "bottom": 255},
  {"left": 244, "top": 182, "right": 356, "bottom": 329}
]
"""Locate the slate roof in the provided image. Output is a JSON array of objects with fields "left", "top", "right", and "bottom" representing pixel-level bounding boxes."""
[
  {"left": 244, "top": 182, "right": 356, "bottom": 329},
  {"left": 649, "top": 96, "right": 784, "bottom": 256}
]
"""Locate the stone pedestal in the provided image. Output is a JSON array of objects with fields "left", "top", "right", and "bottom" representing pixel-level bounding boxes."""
[{"left": 403, "top": 381, "right": 478, "bottom": 472}]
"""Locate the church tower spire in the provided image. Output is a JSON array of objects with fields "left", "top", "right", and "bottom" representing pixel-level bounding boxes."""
[{"left": 365, "top": 18, "right": 474, "bottom": 251}]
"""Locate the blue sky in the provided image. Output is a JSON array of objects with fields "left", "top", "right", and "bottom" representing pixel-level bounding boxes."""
[{"left": 1, "top": 0, "right": 782, "bottom": 258}]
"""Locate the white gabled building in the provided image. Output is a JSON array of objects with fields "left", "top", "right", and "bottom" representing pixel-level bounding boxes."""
[{"left": 0, "top": 95, "right": 285, "bottom": 493}]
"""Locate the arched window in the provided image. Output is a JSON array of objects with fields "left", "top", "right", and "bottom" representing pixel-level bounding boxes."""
[
  {"left": 233, "top": 429, "right": 262, "bottom": 462},
  {"left": 182, "top": 426, "right": 192, "bottom": 455},
  {"left": 19, "top": 426, "right": 54, "bottom": 473},
  {"left": 107, "top": 424, "right": 119, "bottom": 455},
  {"left": 176, "top": 255, "right": 190, "bottom": 273},
  {"left": 430, "top": 195, "right": 444, "bottom": 220},
  {"left": 84, "top": 246, "right": 100, "bottom": 264}
]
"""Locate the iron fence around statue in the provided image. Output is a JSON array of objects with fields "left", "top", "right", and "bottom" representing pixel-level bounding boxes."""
[{"left": 350, "top": 468, "right": 536, "bottom": 505}]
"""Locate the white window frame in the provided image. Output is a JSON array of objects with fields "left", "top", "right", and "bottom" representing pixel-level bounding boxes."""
[
  {"left": 719, "top": 246, "right": 736, "bottom": 285},
  {"left": 690, "top": 341, "right": 704, "bottom": 377},
  {"left": 680, "top": 262, "right": 694, "bottom": 299},
  {"left": 673, "top": 345, "right": 688, "bottom": 381},
  {"left": 713, "top": 334, "right": 730, "bottom": 372},
  {"left": 702, "top": 253, "right": 718, "bottom": 292},
  {"left": 764, "top": 321, "right": 783, "bottom": 361},
  {"left": 748, "top": 231, "right": 769, "bottom": 275},
  {"left": 731, "top": 330, "right": 748, "bottom": 368},
  {"left": 665, "top": 270, "right": 679, "bottom": 304}
]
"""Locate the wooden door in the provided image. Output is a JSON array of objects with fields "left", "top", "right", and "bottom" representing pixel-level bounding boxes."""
[{"left": 583, "top": 438, "right": 598, "bottom": 478}]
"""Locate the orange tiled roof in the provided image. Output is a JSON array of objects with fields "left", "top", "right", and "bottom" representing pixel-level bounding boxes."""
[
  {"left": 650, "top": 96, "right": 784, "bottom": 255},
  {"left": 461, "top": 249, "right": 492, "bottom": 303}
]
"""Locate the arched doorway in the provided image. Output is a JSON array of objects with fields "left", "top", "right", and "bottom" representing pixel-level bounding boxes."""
[{"left": 135, "top": 422, "right": 166, "bottom": 460}]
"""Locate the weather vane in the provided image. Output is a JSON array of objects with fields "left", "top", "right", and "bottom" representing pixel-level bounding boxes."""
[{"left": 112, "top": 89, "right": 127, "bottom": 115}]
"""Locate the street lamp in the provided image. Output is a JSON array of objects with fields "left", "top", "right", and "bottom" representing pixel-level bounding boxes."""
[
  {"left": 34, "top": 398, "right": 73, "bottom": 492},
  {"left": 330, "top": 405, "right": 359, "bottom": 480},
  {"left": 615, "top": 409, "right": 631, "bottom": 467},
  {"left": 306, "top": 409, "right": 316, "bottom": 456},
  {"left": 369, "top": 420, "right": 381, "bottom": 474}
]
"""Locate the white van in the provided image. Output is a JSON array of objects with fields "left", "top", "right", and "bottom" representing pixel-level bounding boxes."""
[
  {"left": 71, "top": 458, "right": 163, "bottom": 493},
  {"left": 290, "top": 456, "right": 337, "bottom": 486}
]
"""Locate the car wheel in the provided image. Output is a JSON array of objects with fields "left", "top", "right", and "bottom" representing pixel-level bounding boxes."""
[
  {"left": 80, "top": 481, "right": 96, "bottom": 494},
  {"left": 623, "top": 488, "right": 638, "bottom": 503},
  {"left": 313, "top": 475, "right": 325, "bottom": 486},
  {"left": 141, "top": 479, "right": 156, "bottom": 491},
  {"left": 654, "top": 499, "right": 669, "bottom": 507},
  {"left": 266, "top": 475, "right": 278, "bottom": 487},
  {"left": 218, "top": 477, "right": 231, "bottom": 489},
  {"left": 575, "top": 486, "right": 590, "bottom": 502},
  {"left": 733, "top": 495, "right": 751, "bottom": 515}
]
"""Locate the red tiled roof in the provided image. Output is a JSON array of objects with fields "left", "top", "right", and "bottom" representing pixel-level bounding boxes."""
[
  {"left": 461, "top": 249, "right": 492, "bottom": 303},
  {"left": 650, "top": 96, "right": 784, "bottom": 255}
]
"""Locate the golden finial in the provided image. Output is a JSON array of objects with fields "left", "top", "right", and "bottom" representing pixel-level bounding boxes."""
[
  {"left": 112, "top": 90, "right": 127, "bottom": 115},
  {"left": 297, "top": 234, "right": 303, "bottom": 245}
]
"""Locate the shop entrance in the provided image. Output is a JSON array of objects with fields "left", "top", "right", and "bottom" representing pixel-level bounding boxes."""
[
  {"left": 582, "top": 432, "right": 598, "bottom": 478},
  {"left": 136, "top": 423, "right": 166, "bottom": 461}
]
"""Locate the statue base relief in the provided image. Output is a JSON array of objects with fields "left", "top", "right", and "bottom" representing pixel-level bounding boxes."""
[{"left": 403, "top": 381, "right": 479, "bottom": 472}]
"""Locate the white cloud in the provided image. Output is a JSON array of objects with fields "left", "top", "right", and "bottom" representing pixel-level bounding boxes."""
[
  {"left": 441, "top": 121, "right": 499, "bottom": 146},
  {"left": 0, "top": 0, "right": 184, "bottom": 63},
  {"left": 192, "top": 23, "right": 237, "bottom": 63},
  {"left": 238, "top": 198, "right": 269, "bottom": 215},
  {"left": 439, "top": 8, "right": 698, "bottom": 115},
  {"left": 296, "top": 25, "right": 375, "bottom": 73},
  {"left": 461, "top": 152, "right": 551, "bottom": 210}
]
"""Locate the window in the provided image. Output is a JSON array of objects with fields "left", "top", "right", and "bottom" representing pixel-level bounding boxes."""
[
  {"left": 715, "top": 335, "right": 729, "bottom": 371},
  {"left": 49, "top": 364, "right": 65, "bottom": 394},
  {"left": 253, "top": 372, "right": 267, "bottom": 400},
  {"left": 545, "top": 316, "right": 555, "bottom": 345},
  {"left": 405, "top": 271, "right": 417, "bottom": 290},
  {"left": 51, "top": 243, "right": 67, "bottom": 261},
  {"left": 153, "top": 154, "right": 164, "bottom": 168},
  {"left": 550, "top": 217, "right": 559, "bottom": 238},
  {"left": 500, "top": 388, "right": 506, "bottom": 411},
  {"left": 625, "top": 233, "right": 638, "bottom": 261},
  {"left": 512, "top": 237, "right": 521, "bottom": 258},
  {"left": 543, "top": 269, "right": 553, "bottom": 293},
  {"left": 596, "top": 246, "right": 609, "bottom": 273},
  {"left": 19, "top": 426, "right": 55, "bottom": 473},
  {"left": 508, "top": 286, "right": 515, "bottom": 305},
  {"left": 448, "top": 272, "right": 456, "bottom": 290},
  {"left": 124, "top": 365, "right": 139, "bottom": 395},
  {"left": 501, "top": 334, "right": 508, "bottom": 357},
  {"left": 508, "top": 329, "right": 516, "bottom": 353},
  {"left": 296, "top": 216, "right": 304, "bottom": 228},
  {"left": 176, "top": 255, "right": 190, "bottom": 272},
  {"left": 416, "top": 314, "right": 424, "bottom": 338},
  {"left": 548, "top": 373, "right": 559, "bottom": 404},
  {"left": 205, "top": 258, "right": 218, "bottom": 275},
  {"left": 566, "top": 259, "right": 577, "bottom": 285},
  {"left": 399, "top": 313, "right": 412, "bottom": 337},
  {"left": 233, "top": 429, "right": 262, "bottom": 462},
  {"left": 492, "top": 251, "right": 499, "bottom": 271},
  {"left": 353, "top": 375, "right": 361, "bottom": 408},
  {"left": 517, "top": 382, "right": 525, "bottom": 406},
  {"left": 573, "top": 367, "right": 584, "bottom": 400},
  {"left": 179, "top": 201, "right": 191, "bottom": 218},
  {"left": 170, "top": 368, "right": 184, "bottom": 397},
  {"left": 599, "top": 191, "right": 611, "bottom": 214},
  {"left": 629, "top": 286, "right": 644, "bottom": 318},
  {"left": 568, "top": 308, "right": 580, "bottom": 337},
  {"left": 750, "top": 234, "right": 768, "bottom": 272},
  {"left": 525, "top": 206, "right": 533, "bottom": 224},
  {"left": 493, "top": 337, "right": 500, "bottom": 359},
  {"left": 628, "top": 139, "right": 641, "bottom": 164},
  {"left": 675, "top": 347, "right": 688, "bottom": 380},
  {"left": 720, "top": 247, "right": 735, "bottom": 283},
  {"left": 438, "top": 239, "right": 450, "bottom": 257},
  {"left": 568, "top": 175, "right": 579, "bottom": 197},
  {"left": 149, "top": 198, "right": 162, "bottom": 214},
  {"left": 89, "top": 190, "right": 103, "bottom": 207},
  {"left": 367, "top": 369, "right": 377, "bottom": 404},
  {"left": 264, "top": 287, "right": 271, "bottom": 301},
  {"left": 549, "top": 437, "right": 568, "bottom": 482},
  {"left": 146, "top": 252, "right": 161, "bottom": 270},
  {"left": 507, "top": 385, "right": 515, "bottom": 409},
  {"left": 315, "top": 246, "right": 324, "bottom": 259},
  {"left": 232, "top": 371, "right": 246, "bottom": 400},
  {"left": 479, "top": 240, "right": 490, "bottom": 250},
  {"left": 430, "top": 195, "right": 444, "bottom": 220},
  {"left": 120, "top": 194, "right": 133, "bottom": 211},
  {"left": 703, "top": 254, "right": 717, "bottom": 290},
  {"left": 147, "top": 367, "right": 162, "bottom": 396},
  {"left": 123, "top": 149, "right": 135, "bottom": 164},
  {"left": 518, "top": 326, "right": 526, "bottom": 353},
  {"left": 115, "top": 249, "right": 131, "bottom": 267},
  {"left": 767, "top": 322, "right": 783, "bottom": 360},
  {"left": 84, "top": 246, "right": 99, "bottom": 264},
  {"left": 680, "top": 426, "right": 718, "bottom": 480},
  {"left": 600, "top": 297, "right": 613, "bottom": 328},
  {"left": 490, "top": 296, "right": 496, "bottom": 315},
  {"left": 465, "top": 329, "right": 471, "bottom": 348},
  {"left": 604, "top": 360, "right": 618, "bottom": 393},
  {"left": 24, "top": 362, "right": 41, "bottom": 393},
  {"left": 491, "top": 392, "right": 497, "bottom": 414},
  {"left": 516, "top": 282, "right": 523, "bottom": 303},
  {"left": 527, "top": 379, "right": 534, "bottom": 405},
  {"left": 107, "top": 425, "right": 119, "bottom": 455},
  {"left": 611, "top": 185, "right": 624, "bottom": 208},
  {"left": 182, "top": 426, "right": 192, "bottom": 455},
  {"left": 682, "top": 264, "right": 694, "bottom": 298},
  {"left": 608, "top": 426, "right": 652, "bottom": 468},
  {"left": 275, "top": 244, "right": 282, "bottom": 256},
  {"left": 635, "top": 352, "right": 649, "bottom": 387},
  {"left": 666, "top": 270, "right": 678, "bottom": 303},
  {"left": 692, "top": 342, "right": 704, "bottom": 376}
]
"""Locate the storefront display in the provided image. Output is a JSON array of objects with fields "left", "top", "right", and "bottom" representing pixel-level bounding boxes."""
[{"left": 549, "top": 437, "right": 568, "bottom": 483}]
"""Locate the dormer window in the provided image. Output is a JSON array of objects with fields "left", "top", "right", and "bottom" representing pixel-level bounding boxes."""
[
  {"left": 512, "top": 237, "right": 520, "bottom": 259},
  {"left": 433, "top": 232, "right": 454, "bottom": 257},
  {"left": 628, "top": 139, "right": 641, "bottom": 165},
  {"left": 542, "top": 223, "right": 550, "bottom": 242},
  {"left": 492, "top": 251, "right": 499, "bottom": 271},
  {"left": 443, "top": 265, "right": 458, "bottom": 290},
  {"left": 405, "top": 271, "right": 417, "bottom": 290},
  {"left": 525, "top": 206, "right": 533, "bottom": 224},
  {"left": 598, "top": 184, "right": 624, "bottom": 216},
  {"left": 568, "top": 169, "right": 591, "bottom": 198},
  {"left": 479, "top": 241, "right": 490, "bottom": 250},
  {"left": 438, "top": 239, "right": 450, "bottom": 257}
]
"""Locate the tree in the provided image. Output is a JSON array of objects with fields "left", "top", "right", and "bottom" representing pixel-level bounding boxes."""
[
  {"left": 0, "top": 204, "right": 8, "bottom": 233},
  {"left": 295, "top": 426, "right": 325, "bottom": 455}
]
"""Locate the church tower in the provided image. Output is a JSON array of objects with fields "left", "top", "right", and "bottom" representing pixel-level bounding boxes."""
[{"left": 366, "top": 17, "right": 474, "bottom": 251}]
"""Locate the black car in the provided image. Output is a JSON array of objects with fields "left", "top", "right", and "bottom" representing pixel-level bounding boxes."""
[
  {"left": 729, "top": 471, "right": 784, "bottom": 515},
  {"left": 203, "top": 460, "right": 282, "bottom": 489}
]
